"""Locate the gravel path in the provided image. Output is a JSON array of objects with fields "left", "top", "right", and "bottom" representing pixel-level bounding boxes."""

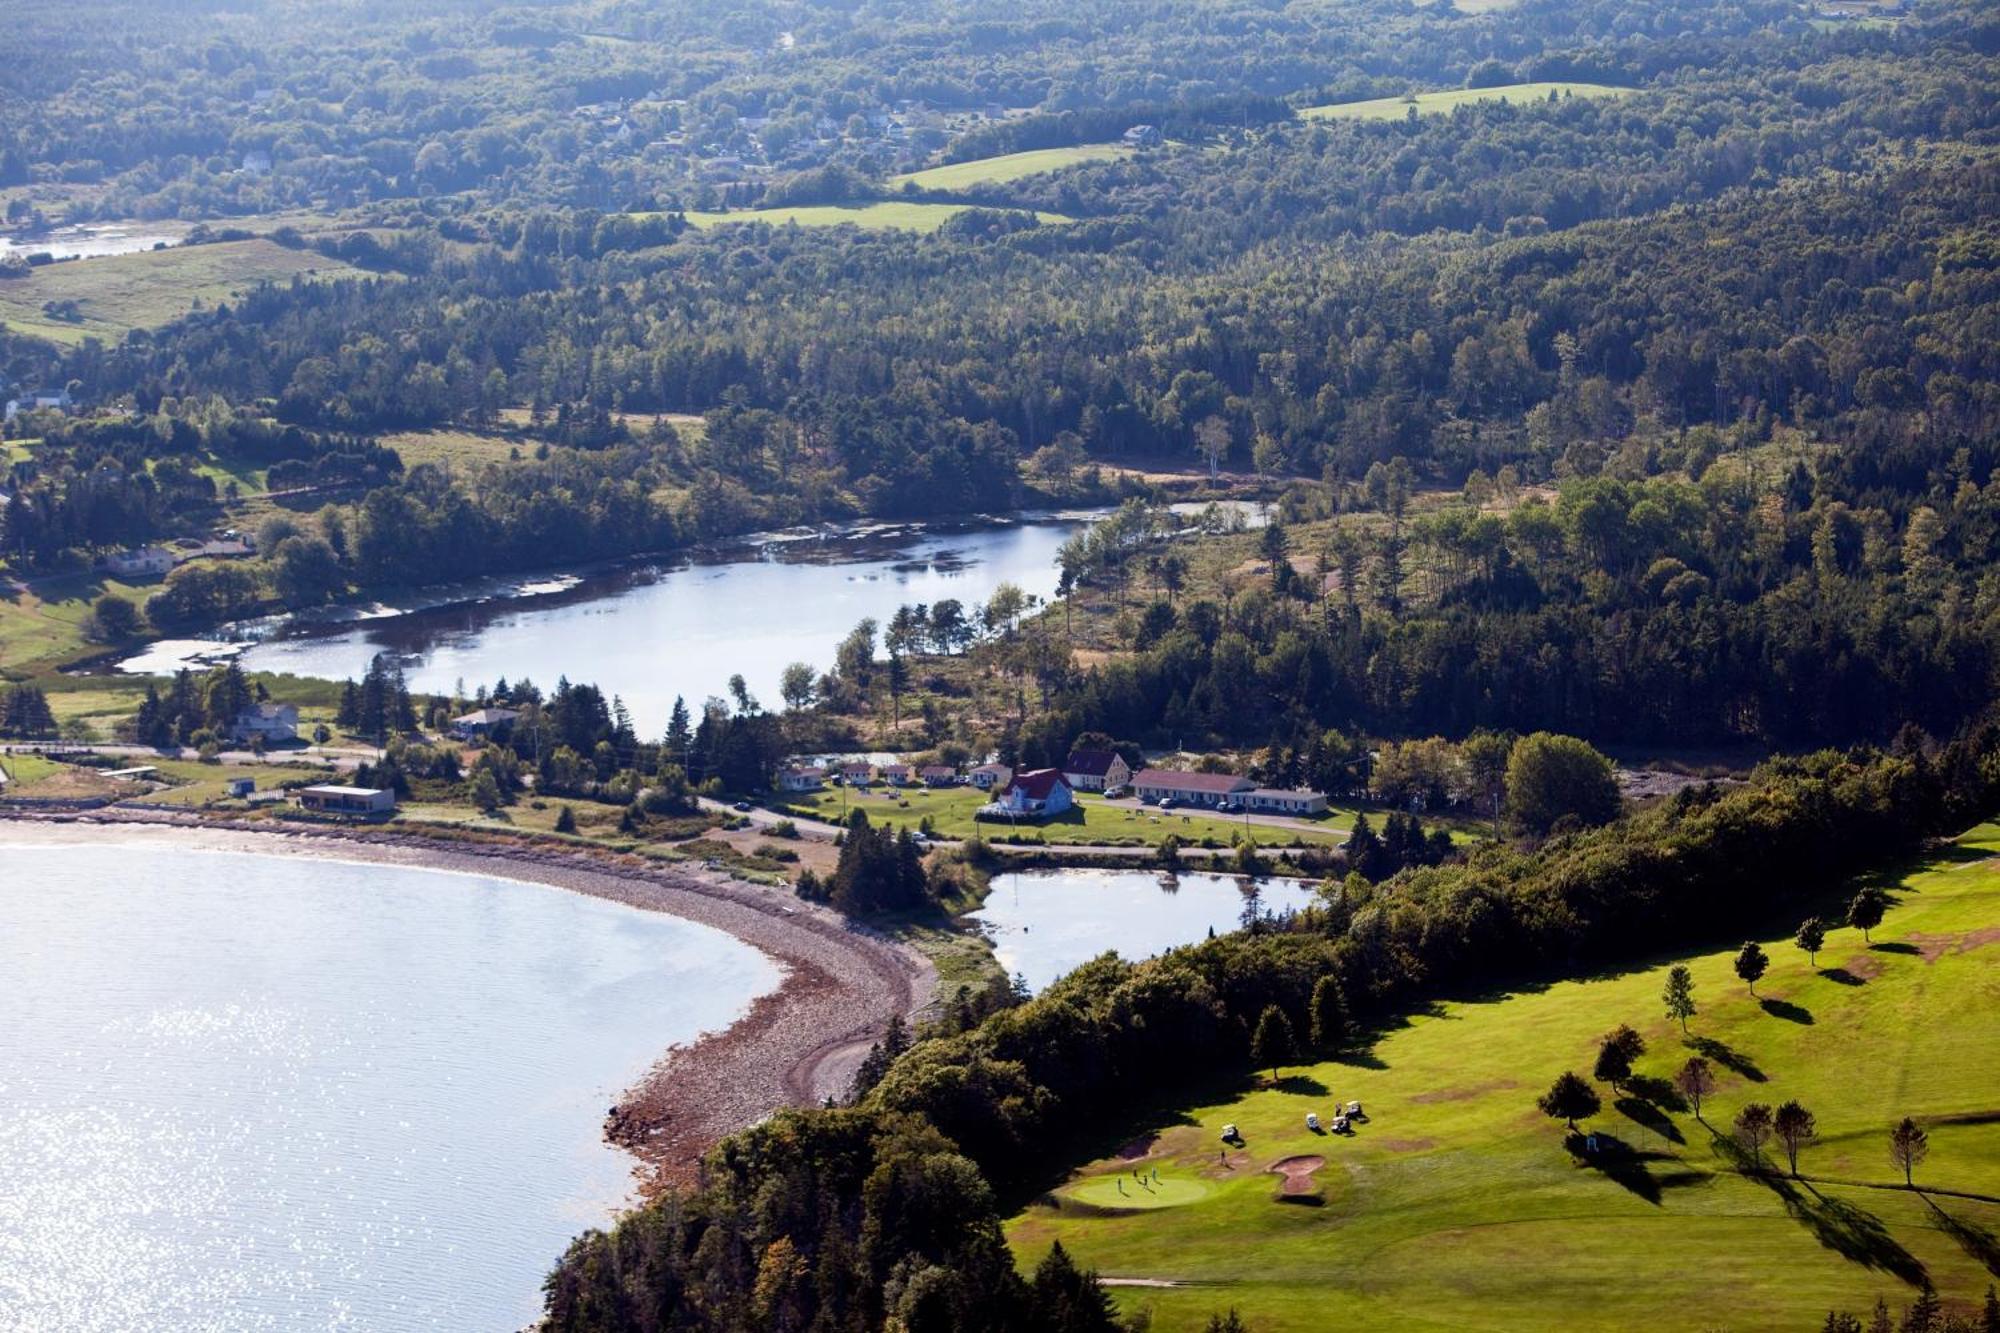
[{"left": 0, "top": 811, "right": 936, "bottom": 1193}]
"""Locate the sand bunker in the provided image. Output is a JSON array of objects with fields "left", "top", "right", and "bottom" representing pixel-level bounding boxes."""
[{"left": 1269, "top": 1154, "right": 1326, "bottom": 1196}]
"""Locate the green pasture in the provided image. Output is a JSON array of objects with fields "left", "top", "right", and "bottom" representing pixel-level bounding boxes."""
[
  {"left": 1008, "top": 825, "right": 2000, "bottom": 1331},
  {"left": 0, "top": 238, "right": 367, "bottom": 346},
  {"left": 893, "top": 145, "right": 1133, "bottom": 192},
  {"left": 782, "top": 785, "right": 1349, "bottom": 849},
  {"left": 681, "top": 201, "right": 1070, "bottom": 233},
  {"left": 1303, "top": 82, "right": 1633, "bottom": 123}
]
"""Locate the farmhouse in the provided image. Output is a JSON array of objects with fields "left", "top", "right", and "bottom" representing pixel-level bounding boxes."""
[
  {"left": 968, "top": 762, "right": 1012, "bottom": 791},
  {"left": 1132, "top": 768, "right": 1255, "bottom": 807},
  {"left": 1241, "top": 787, "right": 1329, "bottom": 816},
  {"left": 920, "top": 764, "right": 959, "bottom": 787},
  {"left": 779, "top": 764, "right": 828, "bottom": 792},
  {"left": 228, "top": 702, "right": 298, "bottom": 745},
  {"left": 294, "top": 784, "right": 396, "bottom": 816},
  {"left": 838, "top": 761, "right": 875, "bottom": 785},
  {"left": 981, "top": 768, "right": 1075, "bottom": 820},
  {"left": 879, "top": 763, "right": 914, "bottom": 787},
  {"left": 1122, "top": 124, "right": 1163, "bottom": 148},
  {"left": 450, "top": 706, "right": 520, "bottom": 740},
  {"left": 226, "top": 777, "right": 256, "bottom": 798},
  {"left": 1062, "top": 748, "right": 1131, "bottom": 793},
  {"left": 98, "top": 546, "right": 175, "bottom": 578}
]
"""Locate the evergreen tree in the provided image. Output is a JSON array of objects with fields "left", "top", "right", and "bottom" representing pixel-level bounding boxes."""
[
  {"left": 1025, "top": 1241, "right": 1118, "bottom": 1332},
  {"left": 1251, "top": 1005, "right": 1296, "bottom": 1079},
  {"left": 1308, "top": 974, "right": 1349, "bottom": 1054}
]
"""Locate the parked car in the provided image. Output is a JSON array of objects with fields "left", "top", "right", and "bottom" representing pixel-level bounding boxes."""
[{"left": 1158, "top": 797, "right": 1177, "bottom": 810}]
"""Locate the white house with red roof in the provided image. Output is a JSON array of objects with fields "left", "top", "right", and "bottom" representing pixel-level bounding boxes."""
[{"left": 981, "top": 768, "right": 1074, "bottom": 819}]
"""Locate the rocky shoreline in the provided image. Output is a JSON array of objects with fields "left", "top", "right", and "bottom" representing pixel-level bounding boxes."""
[{"left": 0, "top": 811, "right": 935, "bottom": 1194}]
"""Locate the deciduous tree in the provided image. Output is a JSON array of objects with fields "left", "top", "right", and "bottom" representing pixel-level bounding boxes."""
[
  {"left": 1663, "top": 965, "right": 1697, "bottom": 1033},
  {"left": 1734, "top": 941, "right": 1769, "bottom": 995},
  {"left": 1538, "top": 1071, "right": 1600, "bottom": 1130},
  {"left": 1795, "top": 916, "right": 1827, "bottom": 968},
  {"left": 1774, "top": 1100, "right": 1816, "bottom": 1177},
  {"left": 1888, "top": 1117, "right": 1928, "bottom": 1188},
  {"left": 1674, "top": 1057, "right": 1716, "bottom": 1121},
  {"left": 1735, "top": 1102, "right": 1774, "bottom": 1167}
]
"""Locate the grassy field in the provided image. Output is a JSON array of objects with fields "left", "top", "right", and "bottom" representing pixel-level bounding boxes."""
[
  {"left": 0, "top": 239, "right": 366, "bottom": 345},
  {"left": 781, "top": 785, "right": 1349, "bottom": 848},
  {"left": 1302, "top": 82, "right": 1633, "bottom": 123},
  {"left": 682, "top": 201, "right": 1070, "bottom": 233},
  {"left": 892, "top": 145, "right": 1133, "bottom": 192},
  {"left": 1007, "top": 825, "right": 2000, "bottom": 1331},
  {"left": 0, "top": 573, "right": 153, "bottom": 674}
]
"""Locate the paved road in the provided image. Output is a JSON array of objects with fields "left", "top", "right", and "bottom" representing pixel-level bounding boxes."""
[{"left": 3, "top": 740, "right": 379, "bottom": 770}]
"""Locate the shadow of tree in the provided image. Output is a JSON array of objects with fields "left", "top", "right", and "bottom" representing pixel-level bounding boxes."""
[
  {"left": 1274, "top": 1074, "right": 1329, "bottom": 1096},
  {"left": 1335, "top": 1048, "right": 1388, "bottom": 1071},
  {"left": 1565, "top": 1130, "right": 1699, "bottom": 1206},
  {"left": 1820, "top": 967, "right": 1867, "bottom": 986},
  {"left": 1713, "top": 1139, "right": 1928, "bottom": 1285},
  {"left": 1871, "top": 942, "right": 1921, "bottom": 955},
  {"left": 1687, "top": 1035, "right": 1767, "bottom": 1083},
  {"left": 1626, "top": 1074, "right": 1689, "bottom": 1113},
  {"left": 1616, "top": 1095, "right": 1686, "bottom": 1145},
  {"left": 1760, "top": 997, "right": 1815, "bottom": 1025},
  {"left": 1927, "top": 1197, "right": 2000, "bottom": 1278}
]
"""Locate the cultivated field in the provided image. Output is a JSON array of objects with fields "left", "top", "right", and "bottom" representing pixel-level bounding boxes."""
[
  {"left": 682, "top": 201, "right": 1069, "bottom": 233},
  {"left": 1303, "top": 82, "right": 1633, "bottom": 122},
  {"left": 1008, "top": 825, "right": 2000, "bottom": 1331},
  {"left": 893, "top": 145, "right": 1134, "bottom": 192},
  {"left": 0, "top": 238, "right": 366, "bottom": 345}
]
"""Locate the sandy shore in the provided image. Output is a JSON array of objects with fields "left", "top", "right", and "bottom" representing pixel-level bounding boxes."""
[{"left": 0, "top": 811, "right": 935, "bottom": 1193}]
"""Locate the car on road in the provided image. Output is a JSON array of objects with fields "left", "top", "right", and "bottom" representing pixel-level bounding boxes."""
[{"left": 732, "top": 800, "right": 753, "bottom": 812}]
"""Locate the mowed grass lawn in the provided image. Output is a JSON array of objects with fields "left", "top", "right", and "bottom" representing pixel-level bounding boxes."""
[
  {"left": 1008, "top": 824, "right": 2000, "bottom": 1331},
  {"left": 782, "top": 785, "right": 1349, "bottom": 848},
  {"left": 0, "top": 239, "right": 366, "bottom": 346},
  {"left": 892, "top": 144, "right": 1133, "bottom": 192},
  {"left": 682, "top": 201, "right": 1070, "bottom": 233},
  {"left": 1303, "top": 82, "right": 1633, "bottom": 122}
]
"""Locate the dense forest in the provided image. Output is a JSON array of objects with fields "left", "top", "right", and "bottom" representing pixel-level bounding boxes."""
[{"left": 5, "top": 2, "right": 1996, "bottom": 755}]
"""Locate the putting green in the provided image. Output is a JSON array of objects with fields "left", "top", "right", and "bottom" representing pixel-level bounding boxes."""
[{"left": 1066, "top": 1173, "right": 1215, "bottom": 1210}]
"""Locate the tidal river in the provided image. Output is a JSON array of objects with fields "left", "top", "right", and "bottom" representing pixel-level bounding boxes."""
[
  {"left": 0, "top": 843, "right": 780, "bottom": 1331},
  {"left": 125, "top": 515, "right": 1087, "bottom": 734}
]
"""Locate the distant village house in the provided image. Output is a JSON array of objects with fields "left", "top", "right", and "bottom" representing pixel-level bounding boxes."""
[
  {"left": 294, "top": 784, "right": 396, "bottom": 816},
  {"left": 229, "top": 702, "right": 298, "bottom": 745},
  {"left": 98, "top": 546, "right": 176, "bottom": 578},
  {"left": 779, "top": 764, "right": 828, "bottom": 792},
  {"left": 450, "top": 707, "right": 520, "bottom": 741},
  {"left": 968, "top": 762, "right": 1012, "bottom": 791},
  {"left": 1062, "top": 748, "right": 1131, "bottom": 793},
  {"left": 920, "top": 764, "right": 959, "bottom": 787},
  {"left": 1132, "top": 768, "right": 1254, "bottom": 807}
]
